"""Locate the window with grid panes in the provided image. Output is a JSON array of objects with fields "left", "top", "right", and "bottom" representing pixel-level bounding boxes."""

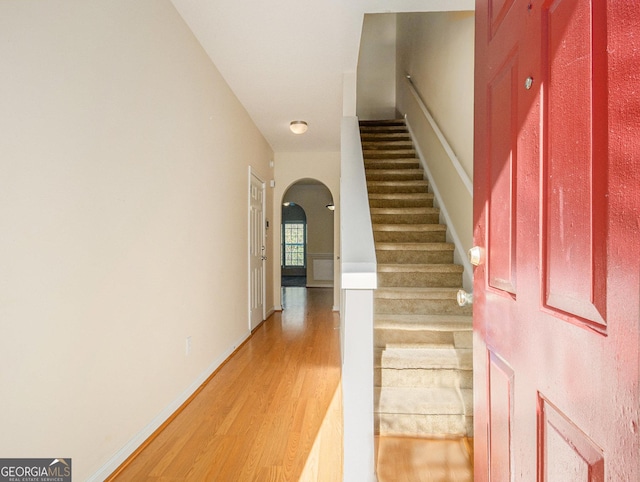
[{"left": 283, "top": 222, "right": 306, "bottom": 267}]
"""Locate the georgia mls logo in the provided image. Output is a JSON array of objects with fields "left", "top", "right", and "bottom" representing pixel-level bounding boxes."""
[{"left": 0, "top": 458, "right": 72, "bottom": 482}]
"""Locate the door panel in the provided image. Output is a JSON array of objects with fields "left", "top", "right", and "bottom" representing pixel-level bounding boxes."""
[
  {"left": 542, "top": 0, "right": 608, "bottom": 330},
  {"left": 538, "top": 395, "right": 605, "bottom": 482},
  {"left": 490, "top": 0, "right": 517, "bottom": 38},
  {"left": 488, "top": 52, "right": 519, "bottom": 295},
  {"left": 488, "top": 351, "right": 514, "bottom": 481},
  {"left": 474, "top": 1, "right": 640, "bottom": 480},
  {"left": 249, "top": 172, "right": 265, "bottom": 330}
]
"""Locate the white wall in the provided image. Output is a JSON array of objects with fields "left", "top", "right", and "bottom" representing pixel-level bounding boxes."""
[
  {"left": 356, "top": 14, "right": 397, "bottom": 120},
  {"left": 396, "top": 12, "right": 475, "bottom": 282},
  {"left": 0, "top": 1, "right": 273, "bottom": 479},
  {"left": 273, "top": 152, "right": 341, "bottom": 309}
]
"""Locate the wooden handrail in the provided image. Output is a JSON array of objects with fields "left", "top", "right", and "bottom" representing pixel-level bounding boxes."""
[{"left": 405, "top": 75, "right": 473, "bottom": 196}]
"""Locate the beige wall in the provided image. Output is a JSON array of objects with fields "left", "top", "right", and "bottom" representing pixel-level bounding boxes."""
[
  {"left": 0, "top": 1, "right": 273, "bottom": 479},
  {"left": 396, "top": 12, "right": 474, "bottom": 176},
  {"left": 356, "top": 13, "right": 397, "bottom": 120},
  {"left": 396, "top": 12, "right": 475, "bottom": 273},
  {"left": 273, "top": 152, "right": 341, "bottom": 309}
]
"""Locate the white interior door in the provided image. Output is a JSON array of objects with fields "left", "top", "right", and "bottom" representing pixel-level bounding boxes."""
[{"left": 249, "top": 170, "right": 265, "bottom": 330}]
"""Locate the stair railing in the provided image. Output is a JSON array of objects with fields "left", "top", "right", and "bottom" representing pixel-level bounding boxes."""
[
  {"left": 340, "top": 115, "right": 377, "bottom": 482},
  {"left": 403, "top": 74, "right": 474, "bottom": 292},
  {"left": 405, "top": 75, "right": 472, "bottom": 195}
]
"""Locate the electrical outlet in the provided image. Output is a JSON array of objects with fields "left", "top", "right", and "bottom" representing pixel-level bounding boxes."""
[{"left": 186, "top": 336, "right": 192, "bottom": 356}]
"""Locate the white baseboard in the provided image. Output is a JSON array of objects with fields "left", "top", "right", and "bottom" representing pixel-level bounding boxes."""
[{"left": 88, "top": 331, "right": 251, "bottom": 482}]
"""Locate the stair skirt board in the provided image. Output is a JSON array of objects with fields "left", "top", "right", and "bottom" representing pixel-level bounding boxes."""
[{"left": 362, "top": 119, "right": 473, "bottom": 439}]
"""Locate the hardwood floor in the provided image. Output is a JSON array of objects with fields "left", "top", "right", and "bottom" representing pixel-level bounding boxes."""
[
  {"left": 108, "top": 286, "right": 474, "bottom": 481},
  {"left": 376, "top": 436, "right": 473, "bottom": 482},
  {"left": 109, "top": 287, "right": 342, "bottom": 481}
]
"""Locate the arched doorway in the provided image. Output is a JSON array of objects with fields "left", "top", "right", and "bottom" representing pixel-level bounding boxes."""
[
  {"left": 281, "top": 179, "right": 334, "bottom": 289},
  {"left": 281, "top": 202, "right": 307, "bottom": 286}
]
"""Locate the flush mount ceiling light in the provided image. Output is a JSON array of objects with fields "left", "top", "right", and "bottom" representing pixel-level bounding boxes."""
[
  {"left": 326, "top": 203, "right": 335, "bottom": 211},
  {"left": 289, "top": 120, "right": 308, "bottom": 134}
]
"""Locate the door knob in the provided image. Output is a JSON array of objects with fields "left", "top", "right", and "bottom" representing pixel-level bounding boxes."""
[
  {"left": 457, "top": 289, "right": 473, "bottom": 307},
  {"left": 468, "top": 246, "right": 484, "bottom": 266}
]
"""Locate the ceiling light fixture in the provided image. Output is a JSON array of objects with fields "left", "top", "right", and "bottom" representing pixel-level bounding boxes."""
[
  {"left": 326, "top": 203, "right": 335, "bottom": 211},
  {"left": 289, "top": 120, "right": 308, "bottom": 134}
]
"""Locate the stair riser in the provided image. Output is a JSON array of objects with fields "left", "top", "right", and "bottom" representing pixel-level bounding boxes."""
[
  {"left": 364, "top": 160, "right": 421, "bottom": 170},
  {"left": 375, "top": 368, "right": 474, "bottom": 389},
  {"left": 369, "top": 198, "right": 433, "bottom": 209},
  {"left": 373, "top": 231, "right": 447, "bottom": 243},
  {"left": 375, "top": 298, "right": 470, "bottom": 316},
  {"left": 375, "top": 329, "right": 455, "bottom": 346},
  {"left": 381, "top": 352, "right": 473, "bottom": 371},
  {"left": 367, "top": 184, "right": 429, "bottom": 194},
  {"left": 455, "top": 331, "right": 473, "bottom": 348},
  {"left": 376, "top": 250, "right": 453, "bottom": 264},
  {"left": 360, "top": 135, "right": 411, "bottom": 142},
  {"left": 371, "top": 213, "right": 440, "bottom": 224},
  {"left": 360, "top": 128, "right": 408, "bottom": 135},
  {"left": 362, "top": 141, "right": 414, "bottom": 150},
  {"left": 378, "top": 271, "right": 463, "bottom": 288},
  {"left": 374, "top": 329, "right": 472, "bottom": 349},
  {"left": 363, "top": 150, "right": 417, "bottom": 159},
  {"left": 359, "top": 120, "right": 406, "bottom": 127},
  {"left": 366, "top": 171, "right": 424, "bottom": 182},
  {"left": 375, "top": 414, "right": 473, "bottom": 437}
]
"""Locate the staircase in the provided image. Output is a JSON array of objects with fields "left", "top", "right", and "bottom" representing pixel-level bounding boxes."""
[{"left": 360, "top": 119, "right": 473, "bottom": 438}]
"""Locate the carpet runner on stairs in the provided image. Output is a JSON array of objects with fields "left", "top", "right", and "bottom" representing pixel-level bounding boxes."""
[{"left": 360, "top": 118, "right": 473, "bottom": 439}]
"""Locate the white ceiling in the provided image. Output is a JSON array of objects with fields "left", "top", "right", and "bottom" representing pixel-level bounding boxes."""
[{"left": 170, "top": 0, "right": 474, "bottom": 153}]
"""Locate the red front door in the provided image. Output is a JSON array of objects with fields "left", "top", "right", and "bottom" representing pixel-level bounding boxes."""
[{"left": 474, "top": 1, "right": 640, "bottom": 479}]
